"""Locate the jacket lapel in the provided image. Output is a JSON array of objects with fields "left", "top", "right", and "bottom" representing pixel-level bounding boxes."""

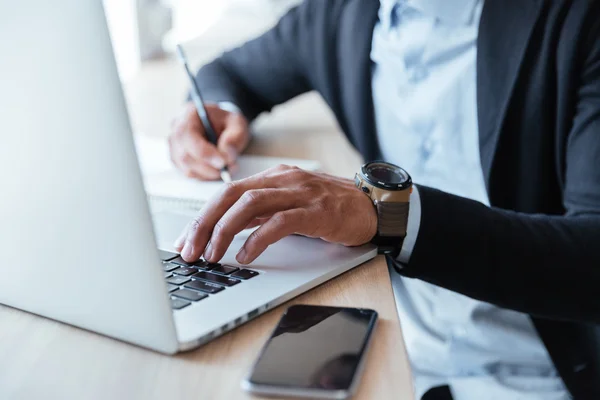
[
  {"left": 477, "top": 0, "right": 543, "bottom": 187},
  {"left": 340, "top": 0, "right": 381, "bottom": 161}
]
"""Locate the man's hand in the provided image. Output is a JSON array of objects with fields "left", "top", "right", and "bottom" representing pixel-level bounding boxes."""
[
  {"left": 169, "top": 102, "right": 250, "bottom": 180},
  {"left": 174, "top": 165, "right": 378, "bottom": 265}
]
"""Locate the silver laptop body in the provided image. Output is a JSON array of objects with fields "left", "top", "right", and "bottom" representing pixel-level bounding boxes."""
[{"left": 0, "top": 0, "right": 376, "bottom": 354}]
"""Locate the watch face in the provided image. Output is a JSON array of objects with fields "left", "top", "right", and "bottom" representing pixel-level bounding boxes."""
[{"left": 362, "top": 161, "right": 411, "bottom": 190}]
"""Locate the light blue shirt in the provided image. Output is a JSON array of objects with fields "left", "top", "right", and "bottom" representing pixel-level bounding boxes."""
[{"left": 371, "top": 1, "right": 569, "bottom": 399}]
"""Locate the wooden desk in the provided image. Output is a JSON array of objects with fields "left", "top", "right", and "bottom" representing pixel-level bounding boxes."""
[{"left": 0, "top": 59, "right": 414, "bottom": 400}]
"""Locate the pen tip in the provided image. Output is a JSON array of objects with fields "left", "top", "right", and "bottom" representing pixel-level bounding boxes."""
[{"left": 220, "top": 170, "right": 232, "bottom": 184}]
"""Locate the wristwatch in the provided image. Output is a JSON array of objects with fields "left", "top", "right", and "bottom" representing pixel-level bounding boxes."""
[{"left": 354, "top": 161, "right": 412, "bottom": 257}]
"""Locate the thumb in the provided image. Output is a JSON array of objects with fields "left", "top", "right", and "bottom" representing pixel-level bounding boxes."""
[{"left": 218, "top": 126, "right": 247, "bottom": 165}]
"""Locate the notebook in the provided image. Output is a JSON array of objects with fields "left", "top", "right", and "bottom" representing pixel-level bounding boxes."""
[{"left": 134, "top": 135, "right": 321, "bottom": 214}]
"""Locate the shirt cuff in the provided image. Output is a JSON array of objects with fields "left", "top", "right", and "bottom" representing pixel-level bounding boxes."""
[
  {"left": 217, "top": 101, "right": 241, "bottom": 114},
  {"left": 396, "top": 184, "right": 421, "bottom": 265}
]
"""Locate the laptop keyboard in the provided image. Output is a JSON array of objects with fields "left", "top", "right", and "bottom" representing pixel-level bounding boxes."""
[{"left": 158, "top": 250, "right": 259, "bottom": 310}]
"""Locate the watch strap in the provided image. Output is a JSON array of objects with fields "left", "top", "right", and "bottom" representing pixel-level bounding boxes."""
[
  {"left": 370, "top": 201, "right": 410, "bottom": 257},
  {"left": 371, "top": 234, "right": 404, "bottom": 258},
  {"left": 376, "top": 201, "right": 409, "bottom": 237}
]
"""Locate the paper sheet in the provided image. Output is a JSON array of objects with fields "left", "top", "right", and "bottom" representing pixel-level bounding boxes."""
[{"left": 134, "top": 135, "right": 321, "bottom": 203}]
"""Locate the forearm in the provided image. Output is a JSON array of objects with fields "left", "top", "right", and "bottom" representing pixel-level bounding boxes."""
[
  {"left": 195, "top": 58, "right": 269, "bottom": 122},
  {"left": 393, "top": 185, "right": 600, "bottom": 323}
]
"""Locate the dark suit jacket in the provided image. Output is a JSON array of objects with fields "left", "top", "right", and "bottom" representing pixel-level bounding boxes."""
[{"left": 194, "top": 0, "right": 600, "bottom": 397}]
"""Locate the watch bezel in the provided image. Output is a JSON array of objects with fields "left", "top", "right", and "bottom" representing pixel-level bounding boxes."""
[{"left": 360, "top": 161, "right": 412, "bottom": 191}]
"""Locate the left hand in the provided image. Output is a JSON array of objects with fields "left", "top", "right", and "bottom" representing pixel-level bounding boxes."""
[{"left": 174, "top": 165, "right": 378, "bottom": 265}]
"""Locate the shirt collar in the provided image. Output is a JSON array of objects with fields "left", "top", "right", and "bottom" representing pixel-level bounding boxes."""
[{"left": 382, "top": 0, "right": 481, "bottom": 25}]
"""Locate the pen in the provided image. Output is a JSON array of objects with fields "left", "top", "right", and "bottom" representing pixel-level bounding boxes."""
[{"left": 176, "top": 44, "right": 232, "bottom": 183}]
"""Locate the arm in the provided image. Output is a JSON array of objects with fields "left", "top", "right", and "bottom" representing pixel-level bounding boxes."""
[
  {"left": 392, "top": 20, "right": 600, "bottom": 324},
  {"left": 194, "top": 1, "right": 316, "bottom": 121},
  {"left": 170, "top": 2, "right": 320, "bottom": 179}
]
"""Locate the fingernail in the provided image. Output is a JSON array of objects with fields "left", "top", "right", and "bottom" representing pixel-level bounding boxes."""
[
  {"left": 208, "top": 156, "right": 225, "bottom": 169},
  {"left": 236, "top": 247, "right": 248, "bottom": 264},
  {"left": 182, "top": 243, "right": 194, "bottom": 260},
  {"left": 204, "top": 242, "right": 213, "bottom": 261}
]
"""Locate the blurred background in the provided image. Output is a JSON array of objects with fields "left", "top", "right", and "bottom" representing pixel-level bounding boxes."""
[{"left": 103, "top": 0, "right": 363, "bottom": 175}]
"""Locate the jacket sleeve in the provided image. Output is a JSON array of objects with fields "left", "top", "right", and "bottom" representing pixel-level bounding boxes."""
[
  {"left": 192, "top": 1, "right": 317, "bottom": 121},
  {"left": 392, "top": 18, "right": 600, "bottom": 324}
]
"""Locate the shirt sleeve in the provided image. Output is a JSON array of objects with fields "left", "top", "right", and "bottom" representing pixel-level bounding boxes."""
[{"left": 396, "top": 184, "right": 422, "bottom": 265}]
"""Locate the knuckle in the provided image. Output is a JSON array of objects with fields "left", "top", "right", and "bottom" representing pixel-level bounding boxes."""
[
  {"left": 212, "top": 219, "right": 231, "bottom": 243},
  {"left": 188, "top": 216, "right": 205, "bottom": 235},
  {"left": 239, "top": 189, "right": 263, "bottom": 206},
  {"left": 219, "top": 181, "right": 239, "bottom": 200},
  {"left": 313, "top": 192, "right": 335, "bottom": 214},
  {"left": 288, "top": 166, "right": 307, "bottom": 178},
  {"left": 271, "top": 211, "right": 289, "bottom": 227},
  {"left": 247, "top": 227, "right": 266, "bottom": 246},
  {"left": 300, "top": 177, "right": 324, "bottom": 193},
  {"left": 276, "top": 164, "right": 292, "bottom": 171},
  {"left": 180, "top": 152, "right": 194, "bottom": 166},
  {"left": 270, "top": 164, "right": 297, "bottom": 174}
]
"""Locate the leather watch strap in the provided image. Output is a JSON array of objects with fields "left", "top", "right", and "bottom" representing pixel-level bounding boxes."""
[
  {"left": 371, "top": 201, "right": 410, "bottom": 257},
  {"left": 376, "top": 201, "right": 409, "bottom": 237}
]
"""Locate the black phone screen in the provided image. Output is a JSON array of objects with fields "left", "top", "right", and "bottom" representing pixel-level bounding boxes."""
[{"left": 248, "top": 304, "right": 378, "bottom": 391}]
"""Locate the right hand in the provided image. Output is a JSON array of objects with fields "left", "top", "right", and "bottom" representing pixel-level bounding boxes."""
[{"left": 169, "top": 102, "right": 250, "bottom": 180}]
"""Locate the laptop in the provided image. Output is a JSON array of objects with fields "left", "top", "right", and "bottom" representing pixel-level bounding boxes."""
[{"left": 0, "top": 1, "right": 376, "bottom": 353}]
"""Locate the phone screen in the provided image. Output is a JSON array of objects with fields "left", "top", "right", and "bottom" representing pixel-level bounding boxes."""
[{"left": 248, "top": 304, "right": 378, "bottom": 391}]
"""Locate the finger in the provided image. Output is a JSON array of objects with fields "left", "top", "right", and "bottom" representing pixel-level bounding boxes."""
[
  {"left": 236, "top": 208, "right": 310, "bottom": 264},
  {"left": 179, "top": 162, "right": 221, "bottom": 181},
  {"left": 244, "top": 217, "right": 269, "bottom": 231},
  {"left": 182, "top": 130, "right": 226, "bottom": 170},
  {"left": 217, "top": 115, "right": 249, "bottom": 165},
  {"left": 172, "top": 103, "right": 228, "bottom": 169},
  {"left": 173, "top": 151, "right": 221, "bottom": 180},
  {"left": 205, "top": 188, "right": 299, "bottom": 262},
  {"left": 179, "top": 167, "right": 296, "bottom": 261}
]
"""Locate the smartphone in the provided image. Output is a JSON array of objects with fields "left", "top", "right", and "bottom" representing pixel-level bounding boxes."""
[{"left": 242, "top": 304, "right": 378, "bottom": 399}]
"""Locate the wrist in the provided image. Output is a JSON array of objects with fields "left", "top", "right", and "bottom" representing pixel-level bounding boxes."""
[{"left": 354, "top": 161, "right": 412, "bottom": 256}]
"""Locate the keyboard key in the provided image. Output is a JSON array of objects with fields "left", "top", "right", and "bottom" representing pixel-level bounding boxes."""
[
  {"left": 170, "top": 298, "right": 191, "bottom": 310},
  {"left": 173, "top": 267, "right": 196, "bottom": 276},
  {"left": 231, "top": 269, "right": 259, "bottom": 280},
  {"left": 193, "top": 271, "right": 240, "bottom": 287},
  {"left": 211, "top": 265, "right": 239, "bottom": 275},
  {"left": 166, "top": 275, "right": 191, "bottom": 286},
  {"left": 163, "top": 263, "right": 179, "bottom": 272},
  {"left": 171, "top": 256, "right": 206, "bottom": 267},
  {"left": 184, "top": 280, "right": 225, "bottom": 294},
  {"left": 170, "top": 257, "right": 218, "bottom": 271},
  {"left": 194, "top": 260, "right": 213, "bottom": 271},
  {"left": 167, "top": 283, "right": 179, "bottom": 292},
  {"left": 164, "top": 272, "right": 173, "bottom": 278},
  {"left": 172, "top": 289, "right": 208, "bottom": 302},
  {"left": 158, "top": 250, "right": 179, "bottom": 261}
]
